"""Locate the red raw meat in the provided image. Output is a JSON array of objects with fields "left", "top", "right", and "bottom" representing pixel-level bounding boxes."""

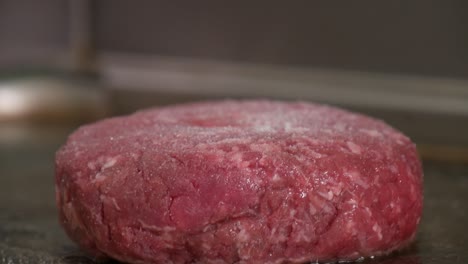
[{"left": 55, "top": 100, "right": 423, "bottom": 264}]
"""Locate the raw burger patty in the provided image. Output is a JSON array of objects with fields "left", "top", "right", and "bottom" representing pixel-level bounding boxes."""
[{"left": 55, "top": 100, "right": 423, "bottom": 264}]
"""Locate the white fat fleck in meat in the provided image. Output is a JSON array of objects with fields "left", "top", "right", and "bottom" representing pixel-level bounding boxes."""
[
  {"left": 138, "top": 219, "right": 176, "bottom": 232},
  {"left": 289, "top": 209, "right": 297, "bottom": 218},
  {"left": 346, "top": 221, "right": 358, "bottom": 235},
  {"left": 300, "top": 191, "right": 307, "bottom": 198},
  {"left": 111, "top": 197, "right": 121, "bottom": 211},
  {"left": 242, "top": 176, "right": 262, "bottom": 191},
  {"left": 87, "top": 162, "right": 96, "bottom": 170},
  {"left": 317, "top": 191, "right": 334, "bottom": 201},
  {"left": 202, "top": 225, "right": 212, "bottom": 232},
  {"left": 100, "top": 194, "right": 122, "bottom": 211},
  {"left": 346, "top": 141, "right": 362, "bottom": 155},
  {"left": 73, "top": 150, "right": 84, "bottom": 158},
  {"left": 396, "top": 138, "right": 406, "bottom": 145},
  {"left": 230, "top": 152, "right": 244, "bottom": 165},
  {"left": 272, "top": 173, "right": 282, "bottom": 182},
  {"left": 237, "top": 227, "right": 250, "bottom": 243},
  {"left": 372, "top": 223, "right": 383, "bottom": 240},
  {"left": 322, "top": 204, "right": 334, "bottom": 214},
  {"left": 240, "top": 161, "right": 250, "bottom": 168},
  {"left": 360, "top": 129, "right": 382, "bottom": 138},
  {"left": 330, "top": 182, "right": 344, "bottom": 196},
  {"left": 309, "top": 150, "right": 323, "bottom": 159},
  {"left": 346, "top": 198, "right": 358, "bottom": 210},
  {"left": 390, "top": 165, "right": 398, "bottom": 173},
  {"left": 406, "top": 166, "right": 415, "bottom": 179},
  {"left": 93, "top": 156, "right": 119, "bottom": 182},
  {"left": 102, "top": 157, "right": 117, "bottom": 170},
  {"left": 345, "top": 170, "right": 369, "bottom": 189},
  {"left": 293, "top": 229, "right": 312, "bottom": 243},
  {"left": 202, "top": 243, "right": 212, "bottom": 251},
  {"left": 94, "top": 172, "right": 105, "bottom": 182},
  {"left": 270, "top": 227, "right": 288, "bottom": 243}
]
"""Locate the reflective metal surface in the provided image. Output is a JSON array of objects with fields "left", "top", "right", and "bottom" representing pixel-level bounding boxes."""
[{"left": 0, "top": 124, "right": 467, "bottom": 264}]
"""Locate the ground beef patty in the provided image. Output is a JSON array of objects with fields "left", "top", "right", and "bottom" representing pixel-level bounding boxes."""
[{"left": 55, "top": 100, "right": 423, "bottom": 264}]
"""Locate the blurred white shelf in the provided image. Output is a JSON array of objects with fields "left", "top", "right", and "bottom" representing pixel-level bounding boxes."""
[{"left": 99, "top": 53, "right": 468, "bottom": 116}]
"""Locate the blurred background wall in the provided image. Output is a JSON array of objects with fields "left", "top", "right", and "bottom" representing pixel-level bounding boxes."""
[
  {"left": 0, "top": 0, "right": 68, "bottom": 69},
  {"left": 95, "top": 1, "right": 468, "bottom": 78},
  {"left": 1, "top": 0, "right": 467, "bottom": 78}
]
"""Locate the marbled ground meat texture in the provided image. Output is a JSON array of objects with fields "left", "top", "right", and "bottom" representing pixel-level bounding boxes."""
[{"left": 55, "top": 100, "right": 423, "bottom": 264}]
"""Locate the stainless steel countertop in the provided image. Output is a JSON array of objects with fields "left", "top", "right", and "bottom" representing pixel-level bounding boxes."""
[{"left": 0, "top": 123, "right": 467, "bottom": 264}]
